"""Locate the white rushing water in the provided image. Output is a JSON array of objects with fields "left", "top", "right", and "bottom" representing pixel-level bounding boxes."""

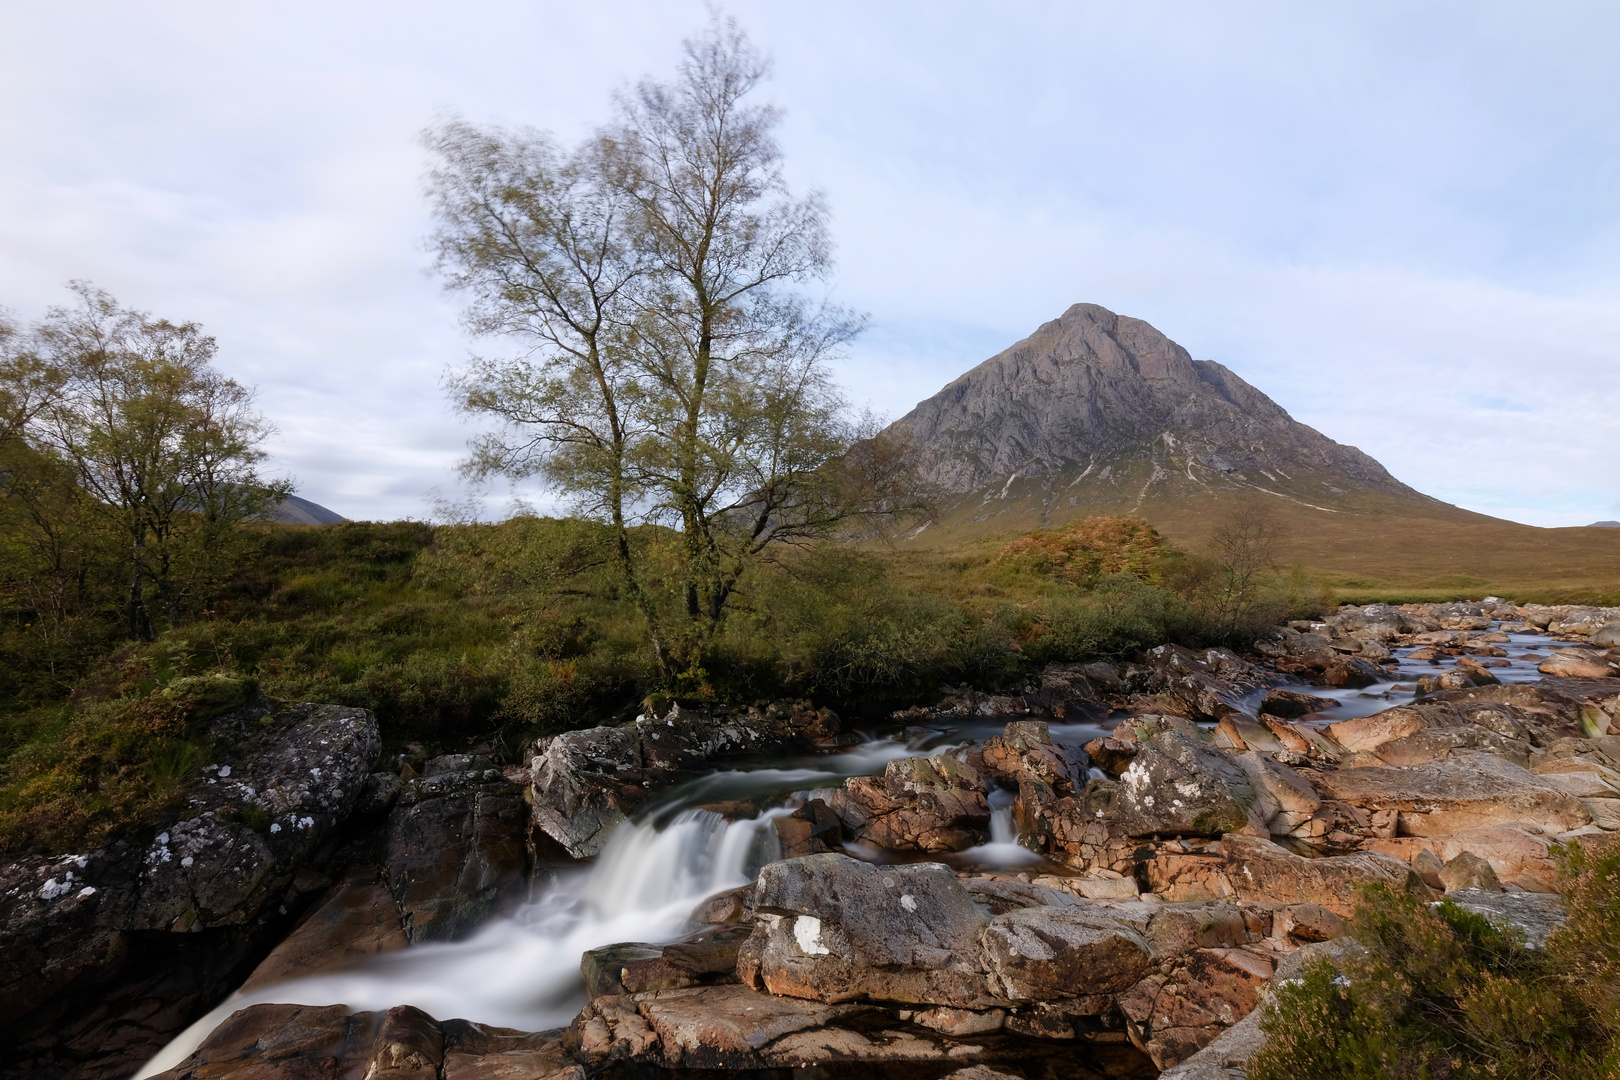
[{"left": 136, "top": 808, "right": 785, "bottom": 1078}]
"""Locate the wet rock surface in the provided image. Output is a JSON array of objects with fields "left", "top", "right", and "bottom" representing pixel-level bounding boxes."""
[{"left": 530, "top": 702, "right": 841, "bottom": 858}]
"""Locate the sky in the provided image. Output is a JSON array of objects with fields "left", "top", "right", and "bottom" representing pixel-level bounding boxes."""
[{"left": 2, "top": 1, "right": 1617, "bottom": 526}]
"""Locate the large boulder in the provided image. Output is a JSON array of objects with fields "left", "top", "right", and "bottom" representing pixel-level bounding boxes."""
[
  {"left": 1312, "top": 753, "right": 1592, "bottom": 836},
  {"left": 741, "top": 854, "right": 998, "bottom": 1007},
  {"left": 385, "top": 761, "right": 529, "bottom": 942},
  {"left": 530, "top": 703, "right": 840, "bottom": 858},
  {"left": 1540, "top": 648, "right": 1619, "bottom": 679},
  {"left": 830, "top": 754, "right": 992, "bottom": 853},
  {"left": 981, "top": 721, "right": 1089, "bottom": 794},
  {"left": 981, "top": 907, "right": 1156, "bottom": 1000},
  {"left": 1115, "top": 732, "right": 1270, "bottom": 838},
  {"left": 1326, "top": 701, "right": 1534, "bottom": 765},
  {"left": 528, "top": 727, "right": 645, "bottom": 860}
]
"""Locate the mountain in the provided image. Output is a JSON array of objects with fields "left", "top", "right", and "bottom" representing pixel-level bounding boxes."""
[
  {"left": 1592, "top": 521, "right": 1620, "bottom": 528},
  {"left": 889, "top": 303, "right": 1431, "bottom": 521},
  {"left": 883, "top": 303, "right": 1620, "bottom": 596},
  {"left": 266, "top": 494, "right": 346, "bottom": 526}
]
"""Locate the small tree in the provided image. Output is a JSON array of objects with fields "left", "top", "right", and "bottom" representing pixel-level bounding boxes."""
[
  {"left": 21, "top": 284, "right": 287, "bottom": 638},
  {"left": 428, "top": 18, "right": 918, "bottom": 682},
  {"left": 1206, "top": 497, "right": 1282, "bottom": 639}
]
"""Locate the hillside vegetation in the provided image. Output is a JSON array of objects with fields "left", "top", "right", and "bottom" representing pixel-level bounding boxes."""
[{"left": 0, "top": 513, "right": 1322, "bottom": 855}]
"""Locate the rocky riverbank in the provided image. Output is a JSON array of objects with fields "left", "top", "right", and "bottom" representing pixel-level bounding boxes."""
[{"left": 6, "top": 600, "right": 1620, "bottom": 1079}]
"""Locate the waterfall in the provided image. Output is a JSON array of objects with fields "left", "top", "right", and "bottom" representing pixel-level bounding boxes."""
[
  {"left": 962, "top": 786, "right": 1041, "bottom": 867},
  {"left": 136, "top": 809, "right": 783, "bottom": 1078}
]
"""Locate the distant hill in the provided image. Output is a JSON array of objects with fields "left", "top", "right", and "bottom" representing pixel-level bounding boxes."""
[
  {"left": 1592, "top": 521, "right": 1620, "bottom": 528},
  {"left": 266, "top": 495, "right": 346, "bottom": 526},
  {"left": 883, "top": 303, "right": 1620, "bottom": 599}
]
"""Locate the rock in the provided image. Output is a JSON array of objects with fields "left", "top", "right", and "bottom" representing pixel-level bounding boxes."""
[
  {"left": 907, "top": 1005, "right": 1006, "bottom": 1035},
  {"left": 1222, "top": 834, "right": 1429, "bottom": 917},
  {"left": 689, "top": 885, "right": 752, "bottom": 925},
  {"left": 632, "top": 984, "right": 863, "bottom": 1069},
  {"left": 836, "top": 755, "right": 991, "bottom": 852},
  {"left": 1139, "top": 645, "right": 1269, "bottom": 722},
  {"left": 1083, "top": 736, "right": 1138, "bottom": 775},
  {"left": 1325, "top": 700, "right": 1532, "bottom": 765},
  {"left": 528, "top": 727, "right": 643, "bottom": 859},
  {"left": 386, "top": 765, "right": 529, "bottom": 942},
  {"left": 773, "top": 800, "right": 842, "bottom": 859},
  {"left": 1439, "top": 852, "right": 1500, "bottom": 892},
  {"left": 530, "top": 702, "right": 840, "bottom": 858},
  {"left": 240, "top": 866, "right": 409, "bottom": 991},
  {"left": 1312, "top": 753, "right": 1592, "bottom": 836},
  {"left": 369, "top": 1005, "right": 444, "bottom": 1080},
  {"left": 1368, "top": 824, "right": 1564, "bottom": 893},
  {"left": 442, "top": 1019, "right": 581, "bottom": 1080},
  {"left": 743, "top": 854, "right": 998, "bottom": 1007},
  {"left": 1412, "top": 849, "right": 1446, "bottom": 890},
  {"left": 581, "top": 923, "right": 752, "bottom": 997},
  {"left": 1212, "top": 715, "right": 1284, "bottom": 754},
  {"left": 0, "top": 701, "right": 381, "bottom": 1078},
  {"left": 981, "top": 906, "right": 1156, "bottom": 1000},
  {"left": 1125, "top": 947, "right": 1275, "bottom": 1069},
  {"left": 154, "top": 1004, "right": 581, "bottom": 1080},
  {"left": 1115, "top": 732, "right": 1270, "bottom": 839},
  {"left": 1540, "top": 648, "right": 1618, "bottom": 679},
  {"left": 1258, "top": 690, "right": 1338, "bottom": 719},
  {"left": 981, "top": 721, "right": 1088, "bottom": 796},
  {"left": 1443, "top": 889, "right": 1565, "bottom": 948},
  {"left": 1231, "top": 752, "right": 1320, "bottom": 835},
  {"left": 1593, "top": 622, "right": 1620, "bottom": 648}
]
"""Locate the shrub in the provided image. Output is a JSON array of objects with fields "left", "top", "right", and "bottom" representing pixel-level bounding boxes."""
[{"left": 1250, "top": 841, "right": 1620, "bottom": 1080}]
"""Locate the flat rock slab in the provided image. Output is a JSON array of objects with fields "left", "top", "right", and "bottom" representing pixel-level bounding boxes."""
[
  {"left": 1312, "top": 752, "right": 1591, "bottom": 836},
  {"left": 636, "top": 984, "right": 866, "bottom": 1068},
  {"left": 1442, "top": 888, "right": 1566, "bottom": 948},
  {"left": 1222, "top": 834, "right": 1427, "bottom": 917}
]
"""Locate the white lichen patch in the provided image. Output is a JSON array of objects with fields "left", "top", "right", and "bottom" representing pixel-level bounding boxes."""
[{"left": 793, "top": 915, "right": 830, "bottom": 955}]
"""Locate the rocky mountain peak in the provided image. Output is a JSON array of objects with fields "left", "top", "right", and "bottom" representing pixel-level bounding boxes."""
[{"left": 887, "top": 303, "right": 1421, "bottom": 524}]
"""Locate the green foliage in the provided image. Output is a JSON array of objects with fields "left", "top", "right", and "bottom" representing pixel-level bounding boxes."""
[
  {"left": 1251, "top": 847, "right": 1620, "bottom": 1080},
  {"left": 1027, "top": 572, "right": 1197, "bottom": 661},
  {"left": 0, "top": 512, "right": 1336, "bottom": 852}
]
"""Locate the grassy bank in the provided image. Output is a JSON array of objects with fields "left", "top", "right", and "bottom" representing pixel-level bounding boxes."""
[{"left": 0, "top": 514, "right": 1325, "bottom": 855}]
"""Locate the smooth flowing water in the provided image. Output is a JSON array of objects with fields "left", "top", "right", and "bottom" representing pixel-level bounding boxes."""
[
  {"left": 137, "top": 725, "right": 1033, "bottom": 1075},
  {"left": 138, "top": 807, "right": 785, "bottom": 1076}
]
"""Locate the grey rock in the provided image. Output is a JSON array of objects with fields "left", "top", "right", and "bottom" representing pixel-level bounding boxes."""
[
  {"left": 982, "top": 906, "right": 1156, "bottom": 1000},
  {"left": 1442, "top": 888, "right": 1565, "bottom": 948},
  {"left": 743, "top": 853, "right": 998, "bottom": 1007},
  {"left": 1115, "top": 731, "right": 1269, "bottom": 838}
]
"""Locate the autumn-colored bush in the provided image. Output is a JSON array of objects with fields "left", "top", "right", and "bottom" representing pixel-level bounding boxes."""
[{"left": 994, "top": 515, "right": 1170, "bottom": 586}]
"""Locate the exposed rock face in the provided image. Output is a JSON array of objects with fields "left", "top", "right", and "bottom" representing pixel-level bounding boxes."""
[
  {"left": 385, "top": 761, "right": 529, "bottom": 943},
  {"left": 0, "top": 700, "right": 381, "bottom": 1079},
  {"left": 1312, "top": 752, "right": 1592, "bottom": 836},
  {"left": 1114, "top": 731, "right": 1268, "bottom": 838},
  {"left": 529, "top": 702, "right": 840, "bottom": 858},
  {"left": 743, "top": 854, "right": 998, "bottom": 1007},
  {"left": 885, "top": 303, "right": 1415, "bottom": 508},
  {"left": 149, "top": 1003, "right": 583, "bottom": 1080}
]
